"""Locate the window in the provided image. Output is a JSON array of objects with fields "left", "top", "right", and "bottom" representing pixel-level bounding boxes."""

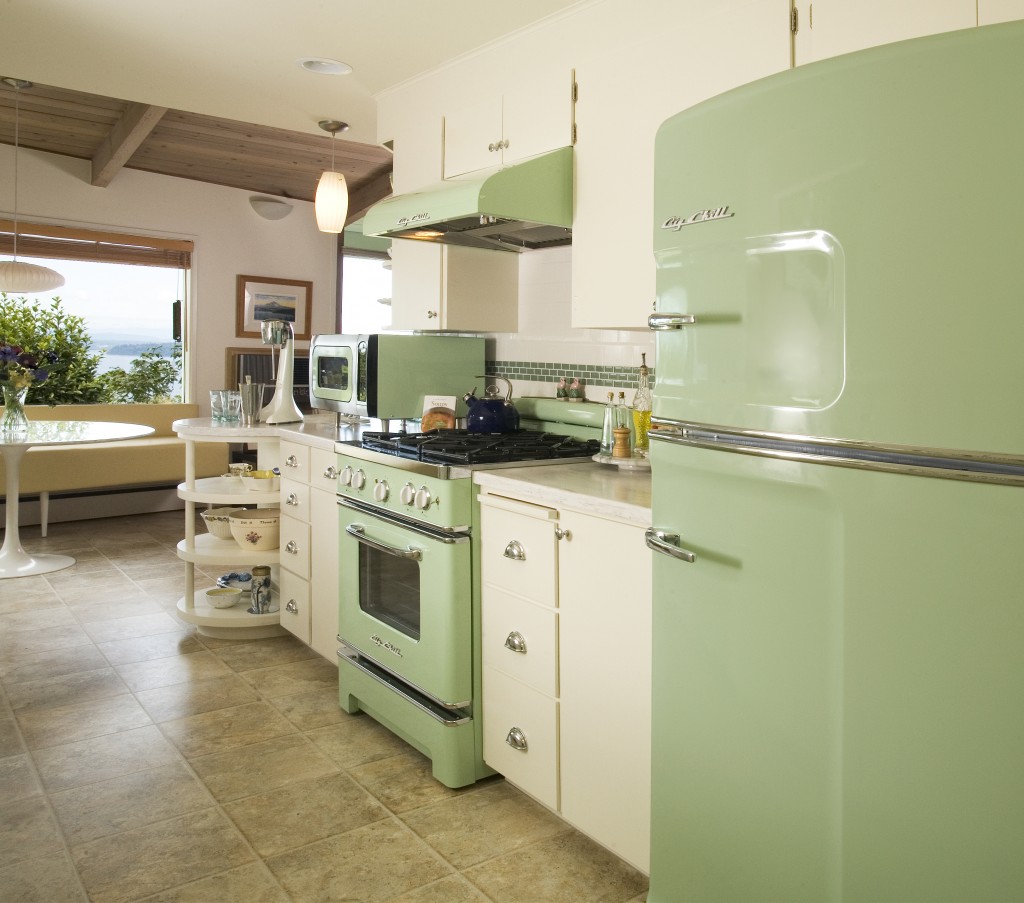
[{"left": 340, "top": 228, "right": 391, "bottom": 335}]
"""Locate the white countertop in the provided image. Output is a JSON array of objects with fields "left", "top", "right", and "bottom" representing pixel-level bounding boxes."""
[
  {"left": 474, "top": 462, "right": 651, "bottom": 527},
  {"left": 174, "top": 414, "right": 368, "bottom": 451}
]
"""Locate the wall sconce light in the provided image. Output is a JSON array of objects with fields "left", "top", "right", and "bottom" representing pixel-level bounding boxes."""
[
  {"left": 315, "top": 120, "right": 349, "bottom": 233},
  {"left": 249, "top": 196, "right": 293, "bottom": 220}
]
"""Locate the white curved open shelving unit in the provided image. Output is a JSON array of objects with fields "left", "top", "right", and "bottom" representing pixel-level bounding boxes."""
[{"left": 173, "top": 419, "right": 286, "bottom": 639}]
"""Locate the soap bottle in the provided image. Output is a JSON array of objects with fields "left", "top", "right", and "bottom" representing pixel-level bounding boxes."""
[
  {"left": 632, "top": 353, "right": 652, "bottom": 454},
  {"left": 600, "top": 392, "right": 616, "bottom": 455}
]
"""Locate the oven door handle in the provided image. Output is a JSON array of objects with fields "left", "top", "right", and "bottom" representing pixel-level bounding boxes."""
[{"left": 346, "top": 524, "right": 423, "bottom": 561}]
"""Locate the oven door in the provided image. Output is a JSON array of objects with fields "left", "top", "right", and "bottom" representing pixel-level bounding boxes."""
[{"left": 338, "top": 498, "right": 473, "bottom": 707}]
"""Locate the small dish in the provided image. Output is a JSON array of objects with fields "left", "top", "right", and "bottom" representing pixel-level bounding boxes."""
[
  {"left": 240, "top": 470, "right": 280, "bottom": 493},
  {"left": 216, "top": 571, "right": 252, "bottom": 590},
  {"left": 205, "top": 587, "right": 243, "bottom": 609}
]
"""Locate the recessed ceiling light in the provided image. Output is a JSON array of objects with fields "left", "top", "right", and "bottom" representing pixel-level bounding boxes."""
[{"left": 297, "top": 57, "right": 352, "bottom": 76}]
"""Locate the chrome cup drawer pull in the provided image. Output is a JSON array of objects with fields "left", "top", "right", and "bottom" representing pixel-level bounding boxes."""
[
  {"left": 503, "top": 540, "right": 525, "bottom": 561},
  {"left": 285, "top": 600, "right": 298, "bottom": 614},
  {"left": 285, "top": 454, "right": 299, "bottom": 468},
  {"left": 323, "top": 465, "right": 338, "bottom": 480},
  {"left": 505, "top": 727, "right": 528, "bottom": 752},
  {"left": 286, "top": 493, "right": 299, "bottom": 506},
  {"left": 285, "top": 540, "right": 299, "bottom": 554},
  {"left": 504, "top": 631, "right": 527, "bottom": 654}
]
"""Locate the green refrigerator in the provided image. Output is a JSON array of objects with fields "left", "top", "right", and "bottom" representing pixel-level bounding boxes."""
[{"left": 647, "top": 21, "right": 1024, "bottom": 902}]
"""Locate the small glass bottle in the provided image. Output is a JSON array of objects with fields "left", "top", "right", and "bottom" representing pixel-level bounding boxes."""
[
  {"left": 616, "top": 391, "right": 635, "bottom": 453},
  {"left": 600, "top": 391, "right": 616, "bottom": 455},
  {"left": 632, "top": 353, "right": 652, "bottom": 454}
]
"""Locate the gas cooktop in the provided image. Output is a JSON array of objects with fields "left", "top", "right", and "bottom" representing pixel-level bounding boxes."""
[{"left": 359, "top": 429, "right": 600, "bottom": 465}]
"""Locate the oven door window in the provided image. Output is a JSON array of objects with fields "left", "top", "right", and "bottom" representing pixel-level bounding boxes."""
[{"left": 358, "top": 543, "right": 420, "bottom": 640}]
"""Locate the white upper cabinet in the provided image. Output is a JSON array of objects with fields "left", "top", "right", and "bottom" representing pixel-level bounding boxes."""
[
  {"left": 443, "top": 65, "right": 576, "bottom": 179},
  {"left": 389, "top": 241, "right": 518, "bottom": 332},
  {"left": 978, "top": 0, "right": 1024, "bottom": 24},
  {"left": 571, "top": 1, "right": 791, "bottom": 329},
  {"left": 792, "top": 1, "right": 976, "bottom": 65}
]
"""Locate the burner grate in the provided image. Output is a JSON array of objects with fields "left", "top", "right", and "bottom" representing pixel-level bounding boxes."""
[{"left": 358, "top": 430, "right": 599, "bottom": 465}]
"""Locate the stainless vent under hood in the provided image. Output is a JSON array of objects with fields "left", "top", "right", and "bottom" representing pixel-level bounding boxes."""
[{"left": 362, "top": 147, "right": 572, "bottom": 252}]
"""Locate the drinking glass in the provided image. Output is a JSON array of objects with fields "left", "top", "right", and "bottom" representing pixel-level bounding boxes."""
[
  {"left": 209, "top": 389, "right": 226, "bottom": 421},
  {"left": 223, "top": 390, "right": 242, "bottom": 422}
]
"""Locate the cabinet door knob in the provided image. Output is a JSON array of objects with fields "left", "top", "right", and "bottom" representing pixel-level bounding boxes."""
[
  {"left": 286, "top": 493, "right": 299, "bottom": 506},
  {"left": 285, "top": 455, "right": 299, "bottom": 467},
  {"left": 285, "top": 600, "right": 299, "bottom": 614},
  {"left": 285, "top": 540, "right": 299, "bottom": 554},
  {"left": 554, "top": 526, "right": 571, "bottom": 541},
  {"left": 426, "top": 310, "right": 438, "bottom": 319},
  {"left": 505, "top": 727, "right": 528, "bottom": 751},
  {"left": 323, "top": 466, "right": 338, "bottom": 480},
  {"left": 503, "top": 540, "right": 525, "bottom": 561},
  {"left": 504, "top": 631, "right": 527, "bottom": 654}
]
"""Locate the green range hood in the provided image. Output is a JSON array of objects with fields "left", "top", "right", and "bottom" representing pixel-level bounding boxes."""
[{"left": 363, "top": 147, "right": 572, "bottom": 253}]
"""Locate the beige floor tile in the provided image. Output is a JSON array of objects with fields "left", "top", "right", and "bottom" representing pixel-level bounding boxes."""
[
  {"left": 0, "top": 752, "right": 43, "bottom": 804},
  {"left": 159, "top": 700, "right": 297, "bottom": 758},
  {"left": 224, "top": 771, "right": 389, "bottom": 857},
  {"left": 0, "top": 713, "right": 25, "bottom": 757},
  {"left": 46, "top": 571, "right": 139, "bottom": 598},
  {"left": 401, "top": 779, "right": 570, "bottom": 869},
  {"left": 349, "top": 748, "right": 468, "bottom": 814},
  {"left": 0, "top": 574, "right": 57, "bottom": 600},
  {"left": 114, "top": 649, "right": 234, "bottom": 692},
  {"left": 189, "top": 733, "right": 339, "bottom": 802},
  {"left": 71, "top": 807, "right": 254, "bottom": 903},
  {"left": 16, "top": 693, "right": 152, "bottom": 750},
  {"left": 267, "top": 685, "right": 346, "bottom": 731},
  {"left": 0, "top": 591, "right": 63, "bottom": 615},
  {"left": 240, "top": 656, "right": 340, "bottom": 699},
  {"left": 0, "top": 623, "right": 92, "bottom": 658},
  {"left": 0, "top": 793, "right": 66, "bottom": 867},
  {"left": 135, "top": 673, "right": 260, "bottom": 722},
  {"left": 4, "top": 666, "right": 129, "bottom": 714},
  {"left": 265, "top": 818, "right": 453, "bottom": 902},
  {"left": 96, "top": 630, "right": 203, "bottom": 665},
  {"left": 388, "top": 875, "right": 493, "bottom": 903},
  {"left": 0, "top": 604, "right": 78, "bottom": 632},
  {"left": 31, "top": 724, "right": 180, "bottom": 793},
  {"left": 0, "top": 643, "right": 109, "bottom": 685},
  {"left": 135, "top": 862, "right": 289, "bottom": 902},
  {"left": 50, "top": 761, "right": 213, "bottom": 845},
  {"left": 68, "top": 596, "right": 165, "bottom": 623},
  {"left": 464, "top": 830, "right": 649, "bottom": 903},
  {"left": 0, "top": 850, "right": 88, "bottom": 902},
  {"left": 306, "top": 712, "right": 412, "bottom": 769},
  {"left": 81, "top": 612, "right": 188, "bottom": 644},
  {"left": 208, "top": 634, "right": 319, "bottom": 671}
]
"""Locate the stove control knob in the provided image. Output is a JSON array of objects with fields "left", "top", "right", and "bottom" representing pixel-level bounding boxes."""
[
  {"left": 373, "top": 479, "right": 390, "bottom": 502},
  {"left": 351, "top": 468, "right": 367, "bottom": 490},
  {"left": 339, "top": 465, "right": 354, "bottom": 487},
  {"left": 400, "top": 482, "right": 416, "bottom": 505},
  {"left": 414, "top": 486, "right": 433, "bottom": 510}
]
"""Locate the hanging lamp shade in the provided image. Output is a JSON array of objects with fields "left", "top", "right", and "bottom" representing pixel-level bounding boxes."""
[
  {"left": 315, "top": 170, "right": 348, "bottom": 233},
  {"left": 0, "top": 260, "right": 66, "bottom": 294}
]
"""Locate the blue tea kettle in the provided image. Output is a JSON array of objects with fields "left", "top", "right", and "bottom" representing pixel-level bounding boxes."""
[{"left": 464, "top": 376, "right": 520, "bottom": 433}]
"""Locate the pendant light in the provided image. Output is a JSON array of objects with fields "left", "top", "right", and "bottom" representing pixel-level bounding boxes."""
[
  {"left": 315, "top": 119, "right": 349, "bottom": 233},
  {"left": 0, "top": 78, "right": 65, "bottom": 294}
]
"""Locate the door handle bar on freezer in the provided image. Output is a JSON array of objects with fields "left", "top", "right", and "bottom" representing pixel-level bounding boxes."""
[
  {"left": 648, "top": 313, "right": 696, "bottom": 330},
  {"left": 645, "top": 528, "right": 696, "bottom": 562}
]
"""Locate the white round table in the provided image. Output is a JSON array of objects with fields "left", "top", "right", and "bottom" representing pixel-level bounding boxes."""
[{"left": 1, "top": 420, "right": 155, "bottom": 578}]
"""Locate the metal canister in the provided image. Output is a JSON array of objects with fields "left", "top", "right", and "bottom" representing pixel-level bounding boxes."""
[{"left": 248, "top": 565, "right": 272, "bottom": 614}]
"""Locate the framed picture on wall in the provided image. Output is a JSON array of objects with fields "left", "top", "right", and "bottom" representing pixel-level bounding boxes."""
[{"left": 235, "top": 275, "right": 313, "bottom": 340}]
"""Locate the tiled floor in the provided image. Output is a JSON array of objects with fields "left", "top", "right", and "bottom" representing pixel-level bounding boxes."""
[{"left": 0, "top": 511, "right": 649, "bottom": 903}]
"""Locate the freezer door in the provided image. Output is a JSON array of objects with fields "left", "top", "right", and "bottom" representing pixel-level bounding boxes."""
[{"left": 648, "top": 439, "right": 1024, "bottom": 902}]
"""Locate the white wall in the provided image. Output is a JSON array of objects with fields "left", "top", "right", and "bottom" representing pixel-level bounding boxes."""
[{"left": 0, "top": 143, "right": 337, "bottom": 413}]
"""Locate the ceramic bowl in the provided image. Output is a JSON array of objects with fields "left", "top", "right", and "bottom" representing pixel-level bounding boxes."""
[
  {"left": 205, "top": 587, "right": 243, "bottom": 609},
  {"left": 201, "top": 506, "right": 245, "bottom": 539},
  {"left": 229, "top": 507, "right": 281, "bottom": 551},
  {"left": 240, "top": 470, "right": 280, "bottom": 493}
]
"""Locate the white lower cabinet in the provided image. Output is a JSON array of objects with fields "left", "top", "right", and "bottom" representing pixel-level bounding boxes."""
[
  {"left": 279, "top": 439, "right": 340, "bottom": 663},
  {"left": 479, "top": 491, "right": 652, "bottom": 873}
]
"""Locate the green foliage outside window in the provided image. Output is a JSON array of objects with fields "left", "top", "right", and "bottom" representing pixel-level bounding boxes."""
[{"left": 0, "top": 293, "right": 182, "bottom": 404}]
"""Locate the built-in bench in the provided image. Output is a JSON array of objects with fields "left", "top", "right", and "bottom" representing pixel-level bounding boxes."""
[{"left": 0, "top": 403, "right": 227, "bottom": 534}]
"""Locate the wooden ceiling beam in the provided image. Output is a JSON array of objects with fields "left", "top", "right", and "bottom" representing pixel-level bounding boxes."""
[{"left": 91, "top": 102, "right": 168, "bottom": 187}]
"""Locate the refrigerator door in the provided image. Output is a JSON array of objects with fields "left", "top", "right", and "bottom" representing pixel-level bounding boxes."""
[
  {"left": 652, "top": 22, "right": 1024, "bottom": 455},
  {"left": 647, "top": 437, "right": 1024, "bottom": 902}
]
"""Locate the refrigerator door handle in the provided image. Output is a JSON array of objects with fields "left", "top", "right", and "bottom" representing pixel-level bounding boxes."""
[
  {"left": 648, "top": 312, "right": 697, "bottom": 331},
  {"left": 645, "top": 528, "right": 697, "bottom": 562}
]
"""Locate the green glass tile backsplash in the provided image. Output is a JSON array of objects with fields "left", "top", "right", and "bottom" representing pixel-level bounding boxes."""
[{"left": 486, "top": 360, "right": 655, "bottom": 392}]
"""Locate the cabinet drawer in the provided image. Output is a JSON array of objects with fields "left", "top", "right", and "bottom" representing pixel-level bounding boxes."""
[
  {"left": 310, "top": 446, "right": 340, "bottom": 491},
  {"left": 280, "top": 479, "right": 311, "bottom": 520},
  {"left": 279, "top": 514, "right": 310, "bottom": 579},
  {"left": 482, "top": 587, "right": 557, "bottom": 696},
  {"left": 483, "top": 666, "right": 558, "bottom": 810},
  {"left": 480, "top": 500, "right": 557, "bottom": 607},
  {"left": 280, "top": 441, "right": 310, "bottom": 484},
  {"left": 279, "top": 569, "right": 311, "bottom": 645}
]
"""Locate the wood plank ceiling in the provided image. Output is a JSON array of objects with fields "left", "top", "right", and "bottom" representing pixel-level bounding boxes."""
[{"left": 0, "top": 79, "right": 393, "bottom": 224}]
